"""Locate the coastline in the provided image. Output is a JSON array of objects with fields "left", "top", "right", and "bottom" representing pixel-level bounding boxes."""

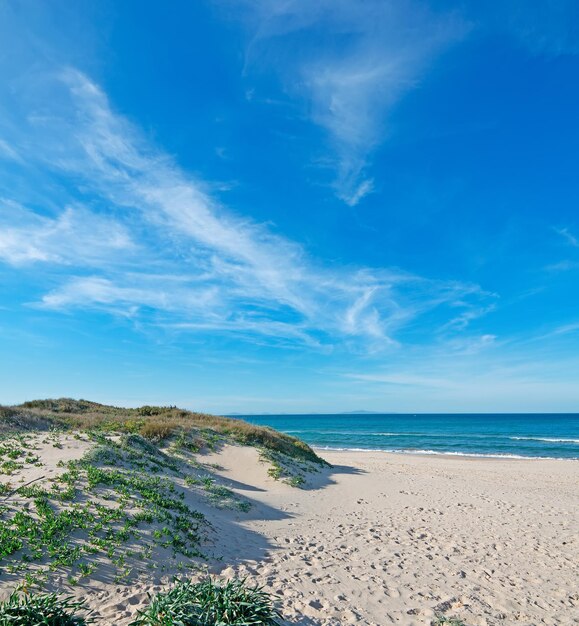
[
  {"left": 313, "top": 446, "right": 579, "bottom": 461},
  {"left": 243, "top": 413, "right": 579, "bottom": 461}
]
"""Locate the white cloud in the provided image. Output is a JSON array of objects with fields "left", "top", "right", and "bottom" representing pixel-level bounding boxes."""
[
  {"left": 0, "top": 200, "right": 135, "bottom": 267},
  {"left": 40, "top": 275, "right": 221, "bottom": 317},
  {"left": 237, "top": 0, "right": 467, "bottom": 205},
  {"left": 0, "top": 139, "right": 22, "bottom": 163},
  {"left": 2, "top": 69, "right": 492, "bottom": 350},
  {"left": 348, "top": 371, "right": 457, "bottom": 389},
  {"left": 343, "top": 338, "right": 579, "bottom": 412},
  {"left": 545, "top": 260, "right": 579, "bottom": 272},
  {"left": 342, "top": 178, "right": 374, "bottom": 208},
  {"left": 554, "top": 226, "right": 579, "bottom": 247},
  {"left": 545, "top": 321, "right": 579, "bottom": 338}
]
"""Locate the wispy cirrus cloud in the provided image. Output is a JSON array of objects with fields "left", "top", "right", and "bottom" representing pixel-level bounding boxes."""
[
  {"left": 548, "top": 228, "right": 579, "bottom": 272},
  {"left": 0, "top": 68, "right": 492, "bottom": 349},
  {"left": 40, "top": 275, "right": 222, "bottom": 320},
  {"left": 0, "top": 200, "right": 135, "bottom": 267},
  {"left": 545, "top": 260, "right": 579, "bottom": 272},
  {"left": 554, "top": 226, "right": 579, "bottom": 247},
  {"left": 234, "top": 0, "right": 467, "bottom": 205},
  {"left": 532, "top": 320, "right": 579, "bottom": 340},
  {"left": 0, "top": 139, "right": 22, "bottom": 163},
  {"left": 343, "top": 337, "right": 579, "bottom": 412}
]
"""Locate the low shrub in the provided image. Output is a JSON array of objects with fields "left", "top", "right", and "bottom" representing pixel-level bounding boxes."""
[
  {"left": 137, "top": 406, "right": 163, "bottom": 417},
  {"left": 0, "top": 591, "right": 92, "bottom": 625},
  {"left": 20, "top": 399, "right": 100, "bottom": 414},
  {"left": 130, "top": 578, "right": 280, "bottom": 626},
  {"left": 139, "top": 420, "right": 178, "bottom": 441}
]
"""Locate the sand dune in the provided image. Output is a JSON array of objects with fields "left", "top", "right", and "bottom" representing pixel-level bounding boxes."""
[{"left": 1, "top": 435, "right": 577, "bottom": 625}]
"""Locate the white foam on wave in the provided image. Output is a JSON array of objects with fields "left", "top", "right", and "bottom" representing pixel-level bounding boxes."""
[
  {"left": 510, "top": 436, "right": 579, "bottom": 444},
  {"left": 287, "top": 430, "right": 403, "bottom": 436},
  {"left": 314, "top": 446, "right": 578, "bottom": 461},
  {"left": 289, "top": 431, "right": 497, "bottom": 437},
  {"left": 291, "top": 430, "right": 572, "bottom": 440}
]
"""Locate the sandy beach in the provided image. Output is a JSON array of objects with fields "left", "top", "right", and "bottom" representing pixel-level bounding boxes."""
[
  {"left": 2, "top": 436, "right": 578, "bottom": 625},
  {"left": 205, "top": 448, "right": 579, "bottom": 626}
]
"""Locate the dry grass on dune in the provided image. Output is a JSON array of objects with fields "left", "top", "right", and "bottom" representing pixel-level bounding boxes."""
[{"left": 0, "top": 398, "right": 326, "bottom": 466}]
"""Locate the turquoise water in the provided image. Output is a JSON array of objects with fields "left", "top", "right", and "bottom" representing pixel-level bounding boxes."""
[{"left": 235, "top": 414, "right": 579, "bottom": 459}]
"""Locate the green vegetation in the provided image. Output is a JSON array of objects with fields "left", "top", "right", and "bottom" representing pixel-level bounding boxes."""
[
  {"left": 0, "top": 581, "right": 281, "bottom": 625},
  {"left": 0, "top": 399, "right": 327, "bottom": 588},
  {"left": 261, "top": 448, "right": 319, "bottom": 488},
  {"left": 190, "top": 476, "right": 252, "bottom": 512},
  {"left": 0, "top": 434, "right": 43, "bottom": 475},
  {"left": 129, "top": 578, "right": 280, "bottom": 626},
  {"left": 0, "top": 433, "right": 205, "bottom": 586},
  {"left": 0, "top": 591, "right": 92, "bottom": 625}
]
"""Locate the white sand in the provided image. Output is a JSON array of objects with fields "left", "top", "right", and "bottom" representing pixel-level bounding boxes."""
[
  {"left": 210, "top": 448, "right": 579, "bottom": 626},
  {"left": 2, "top": 439, "right": 578, "bottom": 625}
]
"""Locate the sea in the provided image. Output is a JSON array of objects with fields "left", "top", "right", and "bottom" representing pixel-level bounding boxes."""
[{"left": 235, "top": 413, "right": 579, "bottom": 460}]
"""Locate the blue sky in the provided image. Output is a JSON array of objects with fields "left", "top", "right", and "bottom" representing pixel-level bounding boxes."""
[{"left": 1, "top": 0, "right": 579, "bottom": 413}]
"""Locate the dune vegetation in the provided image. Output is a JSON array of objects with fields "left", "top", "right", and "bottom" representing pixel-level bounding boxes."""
[
  {"left": 0, "top": 398, "right": 324, "bottom": 466},
  {"left": 0, "top": 578, "right": 282, "bottom": 626},
  {"left": 130, "top": 577, "right": 280, "bottom": 626},
  {"left": 0, "top": 398, "right": 327, "bottom": 600}
]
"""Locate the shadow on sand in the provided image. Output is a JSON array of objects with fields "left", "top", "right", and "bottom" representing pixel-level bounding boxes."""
[
  {"left": 300, "top": 461, "right": 365, "bottom": 491},
  {"left": 204, "top": 456, "right": 365, "bottom": 566},
  {"left": 0, "top": 444, "right": 365, "bottom": 626},
  {"left": 202, "top": 456, "right": 366, "bottom": 625}
]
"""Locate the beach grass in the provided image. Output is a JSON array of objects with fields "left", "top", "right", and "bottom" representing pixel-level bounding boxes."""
[
  {"left": 129, "top": 577, "right": 281, "bottom": 626},
  {"left": 0, "top": 591, "right": 93, "bottom": 625}
]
